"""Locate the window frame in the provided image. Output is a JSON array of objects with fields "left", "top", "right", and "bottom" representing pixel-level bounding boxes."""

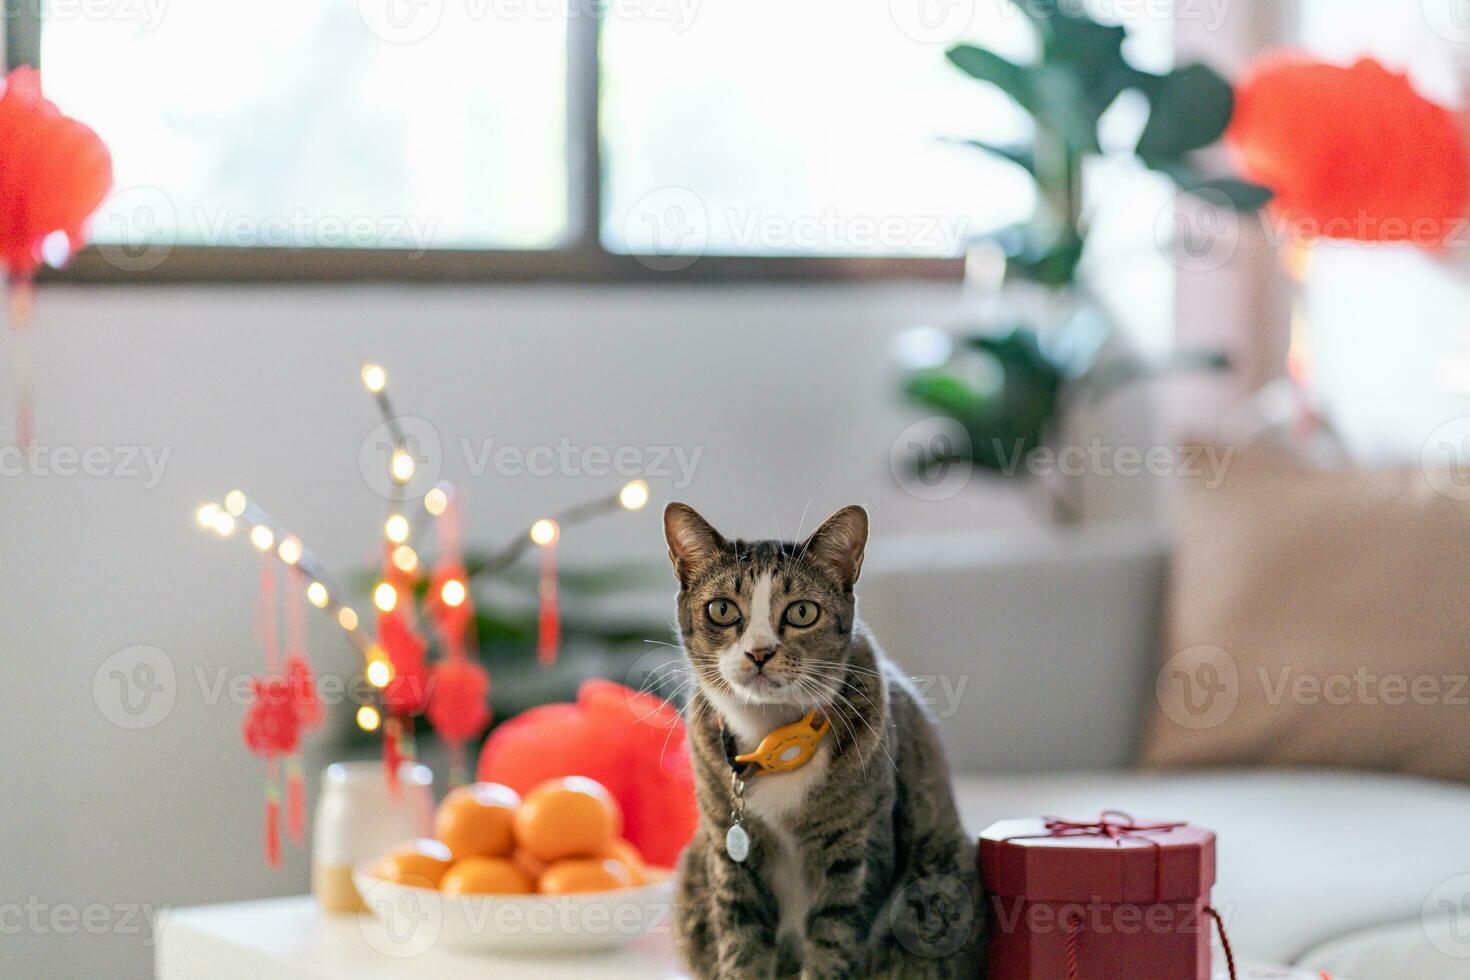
[{"left": 9, "top": 4, "right": 961, "bottom": 284}]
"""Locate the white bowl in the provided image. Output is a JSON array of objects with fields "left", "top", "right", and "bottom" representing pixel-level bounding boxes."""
[{"left": 353, "top": 863, "right": 676, "bottom": 954}]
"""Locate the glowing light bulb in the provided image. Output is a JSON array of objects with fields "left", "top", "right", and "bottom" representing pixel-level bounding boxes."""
[
  {"left": 424, "top": 486, "right": 449, "bottom": 516},
  {"left": 224, "top": 490, "right": 247, "bottom": 517},
  {"left": 391, "top": 544, "right": 418, "bottom": 573},
  {"left": 307, "top": 581, "right": 329, "bottom": 608},
  {"left": 384, "top": 514, "right": 410, "bottom": 544},
  {"left": 278, "top": 536, "right": 303, "bottom": 565},
  {"left": 361, "top": 363, "right": 387, "bottom": 394},
  {"left": 366, "top": 660, "right": 392, "bottom": 689},
  {"left": 619, "top": 479, "right": 650, "bottom": 511},
  {"left": 374, "top": 582, "right": 398, "bottom": 612},
  {"left": 212, "top": 513, "right": 237, "bottom": 537},
  {"left": 356, "top": 704, "right": 382, "bottom": 731},
  {"left": 440, "top": 579, "right": 467, "bottom": 607},
  {"left": 196, "top": 503, "right": 221, "bottom": 528},
  {"left": 250, "top": 525, "right": 275, "bottom": 552},
  {"left": 390, "top": 449, "right": 416, "bottom": 484},
  {"left": 530, "top": 519, "right": 558, "bottom": 546},
  {"left": 337, "top": 607, "right": 359, "bottom": 631}
]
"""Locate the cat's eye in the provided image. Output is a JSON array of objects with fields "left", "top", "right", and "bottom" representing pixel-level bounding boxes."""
[
  {"left": 783, "top": 600, "right": 820, "bottom": 628},
  {"left": 706, "top": 598, "right": 742, "bottom": 627}
]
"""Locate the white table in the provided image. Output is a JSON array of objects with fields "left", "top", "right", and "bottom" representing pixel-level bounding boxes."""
[{"left": 154, "top": 897, "right": 1336, "bottom": 979}]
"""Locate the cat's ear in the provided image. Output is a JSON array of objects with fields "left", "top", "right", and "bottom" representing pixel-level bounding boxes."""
[
  {"left": 801, "top": 505, "right": 868, "bottom": 591},
  {"left": 664, "top": 503, "right": 727, "bottom": 585}
]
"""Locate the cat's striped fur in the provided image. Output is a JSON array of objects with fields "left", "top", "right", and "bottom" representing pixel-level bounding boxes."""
[{"left": 664, "top": 503, "right": 984, "bottom": 979}]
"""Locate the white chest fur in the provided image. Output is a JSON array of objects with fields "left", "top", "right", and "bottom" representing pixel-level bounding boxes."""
[{"left": 707, "top": 691, "right": 831, "bottom": 943}]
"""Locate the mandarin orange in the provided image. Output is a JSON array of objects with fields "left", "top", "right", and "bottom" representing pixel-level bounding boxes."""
[
  {"left": 375, "top": 839, "right": 453, "bottom": 889},
  {"left": 512, "top": 776, "right": 620, "bottom": 862},
  {"left": 434, "top": 782, "right": 520, "bottom": 860},
  {"left": 440, "top": 857, "right": 535, "bottom": 895},
  {"left": 538, "top": 857, "right": 634, "bottom": 895}
]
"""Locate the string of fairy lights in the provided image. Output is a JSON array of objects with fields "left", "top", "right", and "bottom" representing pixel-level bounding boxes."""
[{"left": 195, "top": 363, "right": 652, "bottom": 733}]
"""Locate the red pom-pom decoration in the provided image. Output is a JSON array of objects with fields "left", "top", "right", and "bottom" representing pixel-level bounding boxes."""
[
  {"left": 426, "top": 657, "right": 491, "bottom": 744},
  {"left": 283, "top": 655, "right": 324, "bottom": 731},
  {"left": 477, "top": 679, "right": 698, "bottom": 867},
  {"left": 242, "top": 677, "right": 301, "bottom": 759},
  {"left": 0, "top": 67, "right": 112, "bottom": 278},
  {"left": 1228, "top": 55, "right": 1470, "bottom": 245}
]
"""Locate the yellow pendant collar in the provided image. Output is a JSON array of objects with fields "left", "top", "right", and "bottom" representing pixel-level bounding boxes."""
[{"left": 733, "top": 709, "right": 831, "bottom": 776}]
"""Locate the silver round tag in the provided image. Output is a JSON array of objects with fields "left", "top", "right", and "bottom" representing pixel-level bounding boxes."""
[{"left": 725, "top": 823, "right": 750, "bottom": 863}]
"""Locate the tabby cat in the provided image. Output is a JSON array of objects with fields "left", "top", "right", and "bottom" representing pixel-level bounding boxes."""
[{"left": 664, "top": 503, "right": 983, "bottom": 979}]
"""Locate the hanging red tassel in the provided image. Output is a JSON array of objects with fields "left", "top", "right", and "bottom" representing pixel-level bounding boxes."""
[
  {"left": 256, "top": 554, "right": 278, "bottom": 671},
  {"left": 245, "top": 687, "right": 296, "bottom": 868},
  {"left": 264, "top": 779, "right": 282, "bottom": 868},
  {"left": 537, "top": 526, "right": 560, "bottom": 667},
  {"left": 285, "top": 756, "right": 305, "bottom": 844},
  {"left": 10, "top": 280, "right": 34, "bottom": 450}
]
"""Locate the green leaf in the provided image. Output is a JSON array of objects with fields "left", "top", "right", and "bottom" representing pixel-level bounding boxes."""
[
  {"left": 946, "top": 44, "right": 1035, "bottom": 113},
  {"left": 1136, "top": 63, "right": 1235, "bottom": 166},
  {"left": 903, "top": 373, "right": 987, "bottom": 420},
  {"left": 947, "top": 138, "right": 1037, "bottom": 175},
  {"left": 1031, "top": 65, "right": 1102, "bottom": 154}
]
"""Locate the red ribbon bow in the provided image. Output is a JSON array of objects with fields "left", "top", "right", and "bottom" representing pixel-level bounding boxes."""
[{"left": 1039, "top": 810, "right": 1186, "bottom": 844}]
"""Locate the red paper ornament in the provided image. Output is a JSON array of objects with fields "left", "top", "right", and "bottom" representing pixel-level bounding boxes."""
[
  {"left": 242, "top": 677, "right": 301, "bottom": 757},
  {"left": 378, "top": 610, "right": 431, "bottom": 715},
  {"left": 1228, "top": 55, "right": 1470, "bottom": 245},
  {"left": 284, "top": 656, "right": 324, "bottom": 731},
  {"left": 427, "top": 657, "right": 491, "bottom": 785},
  {"left": 242, "top": 676, "right": 300, "bottom": 868},
  {"left": 426, "top": 657, "right": 491, "bottom": 743},
  {"left": 478, "top": 679, "right": 697, "bottom": 867},
  {"left": 0, "top": 67, "right": 112, "bottom": 448},
  {"left": 0, "top": 67, "right": 112, "bottom": 277}
]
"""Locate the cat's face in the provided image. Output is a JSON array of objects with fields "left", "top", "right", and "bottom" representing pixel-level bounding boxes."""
[{"left": 663, "top": 503, "right": 868, "bottom": 709}]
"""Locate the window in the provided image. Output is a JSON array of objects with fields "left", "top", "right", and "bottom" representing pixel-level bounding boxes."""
[{"left": 24, "top": 0, "right": 1170, "bottom": 281}]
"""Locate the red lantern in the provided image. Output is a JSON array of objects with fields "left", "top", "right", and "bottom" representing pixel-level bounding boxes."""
[
  {"left": 0, "top": 67, "right": 113, "bottom": 447},
  {"left": 1228, "top": 55, "right": 1470, "bottom": 245}
]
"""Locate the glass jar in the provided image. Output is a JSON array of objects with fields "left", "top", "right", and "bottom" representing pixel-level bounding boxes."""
[{"left": 311, "top": 761, "right": 433, "bottom": 913}]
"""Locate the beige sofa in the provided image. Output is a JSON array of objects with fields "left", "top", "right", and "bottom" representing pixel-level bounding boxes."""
[{"left": 860, "top": 526, "right": 1470, "bottom": 979}]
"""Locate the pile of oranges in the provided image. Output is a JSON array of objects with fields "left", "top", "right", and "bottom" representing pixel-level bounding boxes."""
[{"left": 373, "top": 776, "right": 661, "bottom": 896}]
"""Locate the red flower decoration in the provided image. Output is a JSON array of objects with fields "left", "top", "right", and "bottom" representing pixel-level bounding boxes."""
[
  {"left": 477, "top": 679, "right": 698, "bottom": 868},
  {"left": 1227, "top": 55, "right": 1470, "bottom": 245},
  {"left": 242, "top": 677, "right": 300, "bottom": 758},
  {"left": 0, "top": 67, "right": 112, "bottom": 278},
  {"left": 283, "top": 656, "right": 324, "bottom": 731},
  {"left": 426, "top": 658, "right": 491, "bottom": 744}
]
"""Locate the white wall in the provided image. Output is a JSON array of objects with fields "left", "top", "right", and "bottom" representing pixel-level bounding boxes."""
[{"left": 0, "top": 280, "right": 1158, "bottom": 978}]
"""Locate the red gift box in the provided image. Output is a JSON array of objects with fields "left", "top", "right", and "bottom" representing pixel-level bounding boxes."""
[{"left": 979, "top": 813, "right": 1232, "bottom": 980}]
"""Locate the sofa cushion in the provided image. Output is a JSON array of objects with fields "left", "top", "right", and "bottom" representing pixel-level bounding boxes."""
[
  {"left": 1297, "top": 917, "right": 1469, "bottom": 980},
  {"left": 953, "top": 769, "right": 1470, "bottom": 971},
  {"left": 1138, "top": 444, "right": 1470, "bottom": 783}
]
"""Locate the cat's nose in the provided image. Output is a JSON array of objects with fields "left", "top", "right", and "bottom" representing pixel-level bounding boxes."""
[{"left": 745, "top": 647, "right": 777, "bottom": 668}]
